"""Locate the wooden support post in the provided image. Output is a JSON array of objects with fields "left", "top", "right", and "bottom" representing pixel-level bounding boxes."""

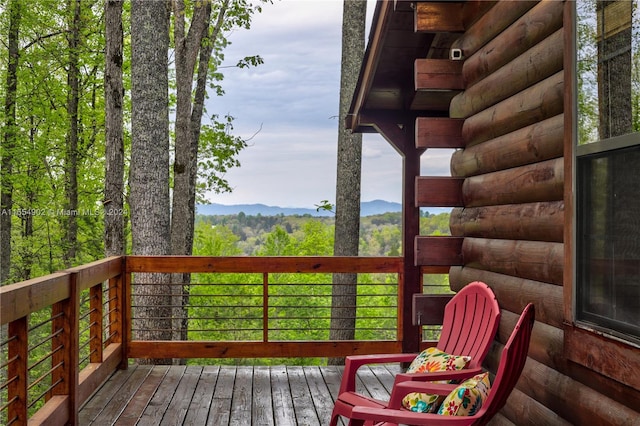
[
  {"left": 90, "top": 284, "right": 103, "bottom": 363},
  {"left": 357, "top": 111, "right": 423, "bottom": 354},
  {"left": 401, "top": 149, "right": 422, "bottom": 354},
  {"left": 263, "top": 272, "right": 269, "bottom": 343},
  {"left": 121, "top": 264, "right": 131, "bottom": 369},
  {"left": 51, "top": 273, "right": 79, "bottom": 424},
  {"left": 7, "top": 317, "right": 28, "bottom": 425},
  {"left": 107, "top": 276, "right": 119, "bottom": 346}
]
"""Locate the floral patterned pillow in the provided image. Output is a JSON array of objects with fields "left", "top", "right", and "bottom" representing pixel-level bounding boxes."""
[
  {"left": 401, "top": 348, "right": 472, "bottom": 413},
  {"left": 437, "top": 372, "right": 491, "bottom": 416},
  {"left": 406, "top": 347, "right": 471, "bottom": 374}
]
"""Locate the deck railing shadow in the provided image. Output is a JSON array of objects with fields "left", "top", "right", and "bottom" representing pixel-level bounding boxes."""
[{"left": 0, "top": 255, "right": 409, "bottom": 425}]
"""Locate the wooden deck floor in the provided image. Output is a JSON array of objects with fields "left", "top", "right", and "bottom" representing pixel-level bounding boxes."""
[{"left": 79, "top": 364, "right": 401, "bottom": 426}]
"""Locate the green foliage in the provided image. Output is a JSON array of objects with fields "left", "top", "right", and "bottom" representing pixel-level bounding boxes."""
[
  {"left": 195, "top": 211, "right": 451, "bottom": 257},
  {"left": 197, "top": 115, "right": 247, "bottom": 200},
  {"left": 314, "top": 199, "right": 334, "bottom": 213},
  {"left": 0, "top": 0, "right": 269, "bottom": 282},
  {"left": 187, "top": 212, "right": 451, "bottom": 365},
  {"left": 1, "top": 0, "right": 107, "bottom": 280}
]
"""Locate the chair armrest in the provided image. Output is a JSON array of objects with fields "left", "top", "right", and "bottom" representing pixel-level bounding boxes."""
[
  {"left": 393, "top": 366, "right": 483, "bottom": 384},
  {"left": 387, "top": 381, "right": 456, "bottom": 409},
  {"left": 338, "top": 353, "right": 418, "bottom": 394},
  {"left": 387, "top": 367, "right": 483, "bottom": 409},
  {"left": 351, "top": 406, "right": 479, "bottom": 425}
]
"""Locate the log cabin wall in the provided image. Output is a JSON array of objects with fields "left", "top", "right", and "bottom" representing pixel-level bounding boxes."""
[{"left": 414, "top": 1, "right": 640, "bottom": 424}]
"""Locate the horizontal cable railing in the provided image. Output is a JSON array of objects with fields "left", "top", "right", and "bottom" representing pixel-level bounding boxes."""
[
  {"left": 125, "top": 256, "right": 404, "bottom": 360},
  {"left": 0, "top": 257, "right": 125, "bottom": 426},
  {"left": 0, "top": 255, "right": 406, "bottom": 424}
]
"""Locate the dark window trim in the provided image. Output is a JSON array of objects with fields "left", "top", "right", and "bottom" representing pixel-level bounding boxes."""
[
  {"left": 570, "top": 1, "right": 640, "bottom": 391},
  {"left": 576, "top": 132, "right": 640, "bottom": 156}
]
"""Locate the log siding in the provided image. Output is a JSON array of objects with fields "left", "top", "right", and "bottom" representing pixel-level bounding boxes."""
[{"left": 414, "top": 1, "right": 640, "bottom": 423}]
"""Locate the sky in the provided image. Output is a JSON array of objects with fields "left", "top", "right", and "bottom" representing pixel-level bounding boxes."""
[{"left": 205, "top": 0, "right": 452, "bottom": 209}]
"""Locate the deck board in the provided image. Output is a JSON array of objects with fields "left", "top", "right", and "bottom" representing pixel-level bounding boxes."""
[
  {"left": 118, "top": 366, "right": 170, "bottom": 426},
  {"left": 80, "top": 364, "right": 402, "bottom": 425},
  {"left": 251, "top": 366, "right": 274, "bottom": 426},
  {"left": 183, "top": 365, "right": 219, "bottom": 425}
]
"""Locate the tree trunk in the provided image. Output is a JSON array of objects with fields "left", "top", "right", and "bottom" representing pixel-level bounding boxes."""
[
  {"left": 1, "top": 0, "right": 20, "bottom": 284},
  {"left": 329, "top": 0, "right": 366, "bottom": 365},
  {"left": 170, "top": 0, "right": 230, "bottom": 343},
  {"left": 170, "top": 0, "right": 213, "bottom": 342},
  {"left": 63, "top": 0, "right": 81, "bottom": 268},
  {"left": 104, "top": 0, "right": 125, "bottom": 257},
  {"left": 130, "top": 0, "right": 172, "bottom": 364}
]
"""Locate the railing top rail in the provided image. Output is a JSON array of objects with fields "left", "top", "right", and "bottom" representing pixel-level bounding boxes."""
[
  {"left": 1, "top": 272, "right": 70, "bottom": 325},
  {"left": 0, "top": 256, "right": 125, "bottom": 325},
  {"left": 126, "top": 255, "right": 403, "bottom": 274},
  {"left": 1, "top": 256, "right": 402, "bottom": 325}
]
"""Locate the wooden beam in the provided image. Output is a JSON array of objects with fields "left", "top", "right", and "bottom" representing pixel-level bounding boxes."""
[
  {"left": 78, "top": 343, "right": 123, "bottom": 405},
  {"left": 414, "top": 2, "right": 464, "bottom": 32},
  {"left": 359, "top": 111, "right": 419, "bottom": 156},
  {"left": 0, "top": 273, "right": 70, "bottom": 324},
  {"left": 347, "top": 1, "right": 394, "bottom": 131},
  {"left": 565, "top": 325, "right": 640, "bottom": 392},
  {"left": 414, "top": 236, "right": 463, "bottom": 266},
  {"left": 451, "top": 28, "right": 564, "bottom": 119},
  {"left": 449, "top": 266, "right": 564, "bottom": 328},
  {"left": 415, "top": 117, "right": 464, "bottom": 149},
  {"left": 127, "top": 341, "right": 403, "bottom": 359},
  {"left": 450, "top": 114, "right": 564, "bottom": 178},
  {"left": 461, "top": 0, "right": 564, "bottom": 86},
  {"left": 412, "top": 294, "right": 452, "bottom": 326},
  {"left": 125, "top": 256, "right": 402, "bottom": 274},
  {"left": 452, "top": 1, "right": 536, "bottom": 60},
  {"left": 460, "top": 71, "right": 564, "bottom": 145},
  {"left": 450, "top": 201, "right": 564, "bottom": 243},
  {"left": 68, "top": 256, "right": 123, "bottom": 292},
  {"left": 462, "top": 158, "right": 564, "bottom": 207},
  {"left": 420, "top": 265, "right": 451, "bottom": 275},
  {"left": 28, "top": 396, "right": 69, "bottom": 426},
  {"left": 415, "top": 176, "right": 464, "bottom": 207},
  {"left": 462, "top": 237, "right": 564, "bottom": 286},
  {"left": 415, "top": 59, "right": 464, "bottom": 91}
]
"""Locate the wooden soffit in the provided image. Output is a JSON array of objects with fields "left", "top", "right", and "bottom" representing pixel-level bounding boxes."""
[{"left": 347, "top": 0, "right": 490, "bottom": 133}]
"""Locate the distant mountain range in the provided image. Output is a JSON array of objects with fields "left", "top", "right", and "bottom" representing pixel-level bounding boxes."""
[{"left": 196, "top": 200, "right": 450, "bottom": 217}]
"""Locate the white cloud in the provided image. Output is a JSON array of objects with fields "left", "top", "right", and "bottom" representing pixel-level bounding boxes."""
[{"left": 205, "top": 0, "right": 404, "bottom": 208}]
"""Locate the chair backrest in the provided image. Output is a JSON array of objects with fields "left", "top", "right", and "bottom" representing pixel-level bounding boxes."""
[
  {"left": 476, "top": 303, "right": 535, "bottom": 425},
  {"left": 436, "top": 281, "right": 501, "bottom": 369}
]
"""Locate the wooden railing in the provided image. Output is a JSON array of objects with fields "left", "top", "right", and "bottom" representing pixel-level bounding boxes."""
[
  {"left": 0, "top": 257, "right": 124, "bottom": 425},
  {"left": 0, "top": 255, "right": 404, "bottom": 425}
]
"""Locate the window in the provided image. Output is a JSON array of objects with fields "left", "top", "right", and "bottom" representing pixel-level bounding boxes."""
[{"left": 576, "top": 0, "right": 640, "bottom": 343}]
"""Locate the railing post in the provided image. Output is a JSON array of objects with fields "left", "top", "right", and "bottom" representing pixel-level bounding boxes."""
[
  {"left": 7, "top": 317, "right": 28, "bottom": 425},
  {"left": 90, "top": 284, "right": 103, "bottom": 363},
  {"left": 263, "top": 272, "right": 269, "bottom": 343},
  {"left": 121, "top": 261, "right": 131, "bottom": 369},
  {"left": 51, "top": 272, "right": 79, "bottom": 424},
  {"left": 397, "top": 269, "right": 404, "bottom": 345}
]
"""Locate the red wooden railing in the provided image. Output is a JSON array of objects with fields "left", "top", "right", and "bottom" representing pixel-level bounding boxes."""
[{"left": 0, "top": 255, "right": 406, "bottom": 425}]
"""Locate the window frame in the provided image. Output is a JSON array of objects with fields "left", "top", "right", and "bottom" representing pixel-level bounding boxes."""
[
  {"left": 567, "top": 0, "right": 640, "bottom": 392},
  {"left": 575, "top": 133, "right": 640, "bottom": 344}
]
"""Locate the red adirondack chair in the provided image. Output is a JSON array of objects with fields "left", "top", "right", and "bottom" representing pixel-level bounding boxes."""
[
  {"left": 330, "top": 281, "right": 501, "bottom": 426},
  {"left": 344, "top": 303, "right": 535, "bottom": 426}
]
